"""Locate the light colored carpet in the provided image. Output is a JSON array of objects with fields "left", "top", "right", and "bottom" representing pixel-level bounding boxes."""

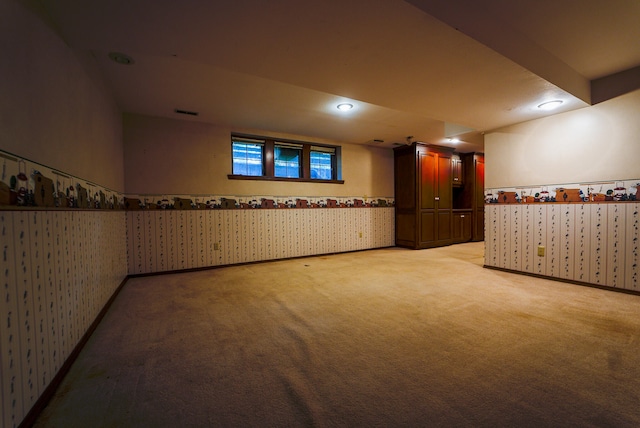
[{"left": 34, "top": 242, "right": 640, "bottom": 427}]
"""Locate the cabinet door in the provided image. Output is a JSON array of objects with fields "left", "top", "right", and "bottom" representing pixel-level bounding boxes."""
[
  {"left": 420, "top": 151, "right": 452, "bottom": 209},
  {"left": 436, "top": 153, "right": 452, "bottom": 245},
  {"left": 453, "top": 213, "right": 462, "bottom": 241},
  {"left": 419, "top": 152, "right": 436, "bottom": 246},
  {"left": 437, "top": 153, "right": 452, "bottom": 208},
  {"left": 474, "top": 157, "right": 485, "bottom": 208},
  {"left": 419, "top": 152, "right": 436, "bottom": 210},
  {"left": 464, "top": 213, "right": 472, "bottom": 241},
  {"left": 438, "top": 210, "right": 452, "bottom": 242},
  {"left": 420, "top": 151, "right": 452, "bottom": 247},
  {"left": 453, "top": 212, "right": 473, "bottom": 243},
  {"left": 420, "top": 212, "right": 436, "bottom": 243}
]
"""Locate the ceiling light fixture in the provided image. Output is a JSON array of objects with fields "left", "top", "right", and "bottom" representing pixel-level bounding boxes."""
[
  {"left": 337, "top": 103, "right": 353, "bottom": 111},
  {"left": 448, "top": 137, "right": 460, "bottom": 143},
  {"left": 537, "top": 100, "right": 563, "bottom": 111},
  {"left": 108, "top": 52, "right": 135, "bottom": 65}
]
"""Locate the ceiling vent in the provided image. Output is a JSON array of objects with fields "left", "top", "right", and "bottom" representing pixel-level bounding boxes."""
[{"left": 174, "top": 109, "right": 199, "bottom": 116}]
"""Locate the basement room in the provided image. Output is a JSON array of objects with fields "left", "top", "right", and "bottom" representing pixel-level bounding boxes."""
[{"left": 2, "top": 0, "right": 640, "bottom": 426}]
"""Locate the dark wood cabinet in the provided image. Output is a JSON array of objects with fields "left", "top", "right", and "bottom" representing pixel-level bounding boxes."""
[
  {"left": 452, "top": 210, "right": 473, "bottom": 243},
  {"left": 395, "top": 143, "right": 484, "bottom": 249},
  {"left": 395, "top": 143, "right": 453, "bottom": 249}
]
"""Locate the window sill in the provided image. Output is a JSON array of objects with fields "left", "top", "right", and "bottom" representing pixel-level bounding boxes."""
[{"left": 227, "top": 174, "right": 344, "bottom": 184}]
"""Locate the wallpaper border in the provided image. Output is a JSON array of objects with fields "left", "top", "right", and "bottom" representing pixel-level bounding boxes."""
[
  {"left": 486, "top": 179, "right": 640, "bottom": 204},
  {"left": 0, "top": 149, "right": 394, "bottom": 211}
]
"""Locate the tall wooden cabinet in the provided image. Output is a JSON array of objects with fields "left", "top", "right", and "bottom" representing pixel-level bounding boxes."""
[
  {"left": 395, "top": 143, "right": 454, "bottom": 249},
  {"left": 394, "top": 143, "right": 484, "bottom": 249}
]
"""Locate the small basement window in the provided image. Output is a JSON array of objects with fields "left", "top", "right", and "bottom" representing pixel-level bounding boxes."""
[
  {"left": 229, "top": 134, "right": 343, "bottom": 183},
  {"left": 310, "top": 146, "right": 335, "bottom": 180},
  {"left": 232, "top": 137, "right": 264, "bottom": 176},
  {"left": 274, "top": 142, "right": 302, "bottom": 178}
]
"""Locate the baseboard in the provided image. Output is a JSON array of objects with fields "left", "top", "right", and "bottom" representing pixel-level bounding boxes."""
[
  {"left": 483, "top": 265, "right": 640, "bottom": 296},
  {"left": 128, "top": 246, "right": 397, "bottom": 278}
]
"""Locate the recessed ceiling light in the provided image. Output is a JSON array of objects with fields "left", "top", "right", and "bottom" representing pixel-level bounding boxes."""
[
  {"left": 108, "top": 52, "right": 135, "bottom": 65},
  {"left": 337, "top": 103, "right": 353, "bottom": 111},
  {"left": 448, "top": 137, "right": 460, "bottom": 143},
  {"left": 537, "top": 100, "right": 563, "bottom": 111}
]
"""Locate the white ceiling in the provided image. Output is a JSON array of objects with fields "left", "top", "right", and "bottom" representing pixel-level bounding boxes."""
[{"left": 38, "top": 0, "right": 640, "bottom": 152}]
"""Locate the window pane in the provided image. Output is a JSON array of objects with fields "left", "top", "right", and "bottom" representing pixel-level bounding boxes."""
[
  {"left": 310, "top": 151, "right": 334, "bottom": 180},
  {"left": 275, "top": 145, "right": 301, "bottom": 178},
  {"left": 232, "top": 141, "right": 264, "bottom": 176}
]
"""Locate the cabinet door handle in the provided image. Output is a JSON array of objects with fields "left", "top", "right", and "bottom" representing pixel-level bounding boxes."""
[
  {"left": 460, "top": 215, "right": 465, "bottom": 218},
  {"left": 435, "top": 197, "right": 440, "bottom": 201}
]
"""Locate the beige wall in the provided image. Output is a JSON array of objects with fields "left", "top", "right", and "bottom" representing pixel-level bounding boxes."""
[
  {"left": 0, "top": 0, "right": 124, "bottom": 191},
  {"left": 123, "top": 113, "right": 395, "bottom": 198},
  {"left": 485, "top": 89, "right": 640, "bottom": 188}
]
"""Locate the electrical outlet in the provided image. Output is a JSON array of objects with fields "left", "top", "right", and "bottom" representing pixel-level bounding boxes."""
[
  {"left": 358, "top": 232, "right": 363, "bottom": 238},
  {"left": 214, "top": 242, "right": 220, "bottom": 251},
  {"left": 537, "top": 245, "right": 545, "bottom": 257}
]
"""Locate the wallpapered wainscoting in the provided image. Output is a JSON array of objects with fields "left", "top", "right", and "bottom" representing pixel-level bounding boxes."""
[
  {"left": 485, "top": 203, "right": 640, "bottom": 291},
  {"left": 126, "top": 207, "right": 395, "bottom": 275},
  {"left": 0, "top": 211, "right": 127, "bottom": 428}
]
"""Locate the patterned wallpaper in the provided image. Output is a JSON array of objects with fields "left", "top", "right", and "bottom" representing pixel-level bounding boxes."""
[
  {"left": 0, "top": 210, "right": 127, "bottom": 428},
  {"left": 126, "top": 207, "right": 395, "bottom": 275},
  {"left": 485, "top": 203, "right": 640, "bottom": 291}
]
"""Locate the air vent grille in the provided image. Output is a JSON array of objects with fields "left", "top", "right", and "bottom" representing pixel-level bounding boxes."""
[{"left": 174, "top": 109, "right": 199, "bottom": 116}]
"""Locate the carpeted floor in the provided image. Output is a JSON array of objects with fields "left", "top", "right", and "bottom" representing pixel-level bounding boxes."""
[{"left": 34, "top": 242, "right": 640, "bottom": 427}]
